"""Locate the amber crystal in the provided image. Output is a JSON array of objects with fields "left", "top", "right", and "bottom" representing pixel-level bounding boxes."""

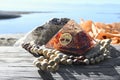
[{"left": 46, "top": 20, "right": 94, "bottom": 55}]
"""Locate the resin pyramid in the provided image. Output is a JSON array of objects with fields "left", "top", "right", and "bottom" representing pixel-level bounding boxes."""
[{"left": 46, "top": 20, "right": 94, "bottom": 55}]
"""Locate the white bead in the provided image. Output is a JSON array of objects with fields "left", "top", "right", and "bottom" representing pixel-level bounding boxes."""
[
  {"left": 90, "top": 58, "right": 95, "bottom": 64},
  {"left": 67, "top": 59, "right": 73, "bottom": 65},
  {"left": 83, "top": 59, "right": 89, "bottom": 65}
]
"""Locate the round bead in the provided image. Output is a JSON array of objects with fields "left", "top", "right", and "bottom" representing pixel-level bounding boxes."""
[
  {"left": 104, "top": 49, "right": 110, "bottom": 55},
  {"left": 103, "top": 53, "right": 108, "bottom": 59},
  {"left": 43, "top": 59, "right": 48, "bottom": 63},
  {"left": 69, "top": 55, "right": 74, "bottom": 60},
  {"left": 95, "top": 57, "right": 100, "bottom": 63},
  {"left": 56, "top": 53, "right": 63, "bottom": 59},
  {"left": 46, "top": 52, "right": 53, "bottom": 58},
  {"left": 47, "top": 65, "right": 53, "bottom": 72},
  {"left": 50, "top": 55, "right": 56, "bottom": 59},
  {"left": 38, "top": 56, "right": 44, "bottom": 61},
  {"left": 43, "top": 49, "right": 49, "bottom": 55},
  {"left": 30, "top": 41, "right": 35, "bottom": 46},
  {"left": 100, "top": 46, "right": 104, "bottom": 51},
  {"left": 99, "top": 55, "right": 104, "bottom": 61},
  {"left": 50, "top": 49, "right": 57, "bottom": 53},
  {"left": 41, "top": 62, "right": 48, "bottom": 70},
  {"left": 54, "top": 51, "right": 60, "bottom": 55},
  {"left": 48, "top": 60, "right": 55, "bottom": 66},
  {"left": 66, "top": 59, "right": 73, "bottom": 65},
  {"left": 52, "top": 63, "right": 59, "bottom": 71},
  {"left": 38, "top": 49, "right": 43, "bottom": 54},
  {"left": 78, "top": 56, "right": 84, "bottom": 60},
  {"left": 35, "top": 62, "right": 41, "bottom": 68},
  {"left": 63, "top": 55, "right": 68, "bottom": 59},
  {"left": 30, "top": 47, "right": 34, "bottom": 53},
  {"left": 33, "top": 60, "right": 39, "bottom": 66},
  {"left": 90, "top": 58, "right": 95, "bottom": 64},
  {"left": 60, "top": 58, "right": 67, "bottom": 64},
  {"left": 53, "top": 57, "right": 60, "bottom": 63},
  {"left": 73, "top": 59, "right": 79, "bottom": 64},
  {"left": 83, "top": 59, "right": 89, "bottom": 65},
  {"left": 33, "top": 47, "right": 38, "bottom": 54}
]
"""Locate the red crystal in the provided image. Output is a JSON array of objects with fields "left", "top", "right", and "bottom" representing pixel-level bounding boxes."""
[{"left": 46, "top": 20, "right": 94, "bottom": 55}]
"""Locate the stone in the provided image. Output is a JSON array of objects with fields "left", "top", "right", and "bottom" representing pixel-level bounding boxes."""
[{"left": 14, "top": 18, "right": 70, "bottom": 46}]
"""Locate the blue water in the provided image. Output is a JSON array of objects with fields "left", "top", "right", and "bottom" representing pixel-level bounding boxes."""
[{"left": 0, "top": 4, "right": 120, "bottom": 34}]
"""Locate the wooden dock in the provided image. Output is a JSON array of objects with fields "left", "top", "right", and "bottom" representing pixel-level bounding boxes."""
[{"left": 0, "top": 46, "right": 120, "bottom": 80}]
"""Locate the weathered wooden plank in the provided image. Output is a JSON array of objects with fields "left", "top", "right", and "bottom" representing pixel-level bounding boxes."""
[{"left": 0, "top": 46, "right": 120, "bottom": 80}]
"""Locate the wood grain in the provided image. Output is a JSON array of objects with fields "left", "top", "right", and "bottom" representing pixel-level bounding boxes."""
[{"left": 0, "top": 46, "right": 120, "bottom": 80}]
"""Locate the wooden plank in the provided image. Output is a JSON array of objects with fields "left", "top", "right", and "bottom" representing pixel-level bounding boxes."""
[{"left": 0, "top": 46, "right": 120, "bottom": 80}]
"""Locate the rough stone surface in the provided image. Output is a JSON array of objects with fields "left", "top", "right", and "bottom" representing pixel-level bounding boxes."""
[{"left": 14, "top": 18, "right": 70, "bottom": 46}]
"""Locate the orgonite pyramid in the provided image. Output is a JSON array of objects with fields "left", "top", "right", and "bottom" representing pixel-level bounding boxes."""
[{"left": 46, "top": 20, "right": 95, "bottom": 55}]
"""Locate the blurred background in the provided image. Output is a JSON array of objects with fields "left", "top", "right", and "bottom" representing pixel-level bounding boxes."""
[{"left": 0, "top": 0, "right": 120, "bottom": 34}]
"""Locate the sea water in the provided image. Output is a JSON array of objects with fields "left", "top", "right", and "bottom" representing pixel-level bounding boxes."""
[{"left": 0, "top": 4, "right": 120, "bottom": 34}]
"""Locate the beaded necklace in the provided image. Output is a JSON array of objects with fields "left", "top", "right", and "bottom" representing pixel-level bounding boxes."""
[{"left": 22, "top": 39, "right": 111, "bottom": 72}]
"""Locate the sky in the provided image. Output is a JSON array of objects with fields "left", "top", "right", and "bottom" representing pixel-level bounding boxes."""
[{"left": 0, "top": 0, "right": 119, "bottom": 11}]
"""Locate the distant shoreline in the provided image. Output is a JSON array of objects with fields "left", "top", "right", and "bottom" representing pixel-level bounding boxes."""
[
  {"left": 0, "top": 33, "right": 25, "bottom": 46},
  {"left": 0, "top": 10, "right": 55, "bottom": 19}
]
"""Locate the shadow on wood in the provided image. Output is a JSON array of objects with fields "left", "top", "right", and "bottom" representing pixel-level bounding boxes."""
[
  {"left": 38, "top": 70, "right": 55, "bottom": 80},
  {"left": 37, "top": 45, "right": 120, "bottom": 80}
]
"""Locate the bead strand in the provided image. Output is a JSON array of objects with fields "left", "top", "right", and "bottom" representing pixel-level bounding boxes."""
[{"left": 22, "top": 39, "right": 111, "bottom": 72}]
